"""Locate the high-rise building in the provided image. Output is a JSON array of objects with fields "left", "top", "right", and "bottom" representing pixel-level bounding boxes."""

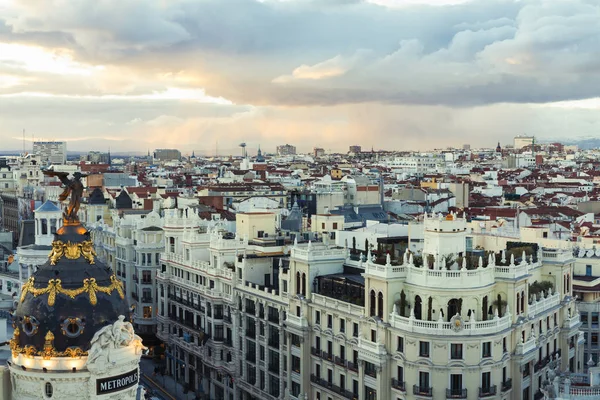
[
  {"left": 154, "top": 149, "right": 181, "bottom": 161},
  {"left": 277, "top": 144, "right": 297, "bottom": 156},
  {"left": 314, "top": 147, "right": 325, "bottom": 157},
  {"left": 514, "top": 135, "right": 535, "bottom": 150},
  {"left": 33, "top": 141, "right": 67, "bottom": 165},
  {"left": 349, "top": 145, "right": 362, "bottom": 154}
]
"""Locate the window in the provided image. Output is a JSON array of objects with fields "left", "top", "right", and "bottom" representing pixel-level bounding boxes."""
[
  {"left": 315, "top": 311, "right": 321, "bottom": 325},
  {"left": 592, "top": 312, "right": 599, "bottom": 328},
  {"left": 45, "top": 382, "right": 53, "bottom": 398},
  {"left": 451, "top": 343, "right": 463, "bottom": 360},
  {"left": 482, "top": 342, "right": 491, "bottom": 358},
  {"left": 353, "top": 323, "right": 359, "bottom": 337},
  {"left": 482, "top": 372, "right": 491, "bottom": 391},
  {"left": 397, "top": 336, "right": 404, "bottom": 353},
  {"left": 587, "top": 265, "right": 593, "bottom": 276},
  {"left": 371, "top": 329, "right": 376, "bottom": 342},
  {"left": 321, "top": 223, "right": 325, "bottom": 229},
  {"left": 340, "top": 319, "right": 345, "bottom": 333},
  {"left": 327, "top": 314, "right": 332, "bottom": 329},
  {"left": 339, "top": 345, "right": 345, "bottom": 360},
  {"left": 419, "top": 341, "right": 430, "bottom": 357},
  {"left": 582, "top": 313, "right": 588, "bottom": 326},
  {"left": 333, "top": 223, "right": 338, "bottom": 229},
  {"left": 418, "top": 371, "right": 430, "bottom": 391}
]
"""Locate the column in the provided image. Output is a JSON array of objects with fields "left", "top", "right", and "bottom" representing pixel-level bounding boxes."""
[
  {"left": 279, "top": 314, "right": 285, "bottom": 397},
  {"left": 358, "top": 360, "right": 366, "bottom": 400}
]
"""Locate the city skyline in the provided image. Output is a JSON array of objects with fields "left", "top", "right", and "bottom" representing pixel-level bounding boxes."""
[{"left": 1, "top": 0, "right": 599, "bottom": 152}]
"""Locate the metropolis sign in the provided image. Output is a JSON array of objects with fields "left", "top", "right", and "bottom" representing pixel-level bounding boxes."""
[{"left": 96, "top": 369, "right": 139, "bottom": 395}]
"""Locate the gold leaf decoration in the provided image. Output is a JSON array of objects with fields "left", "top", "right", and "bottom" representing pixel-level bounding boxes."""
[
  {"left": 46, "top": 240, "right": 96, "bottom": 265},
  {"left": 19, "top": 275, "right": 124, "bottom": 306}
]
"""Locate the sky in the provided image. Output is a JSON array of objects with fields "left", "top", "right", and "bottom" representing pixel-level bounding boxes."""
[{"left": 0, "top": 0, "right": 599, "bottom": 155}]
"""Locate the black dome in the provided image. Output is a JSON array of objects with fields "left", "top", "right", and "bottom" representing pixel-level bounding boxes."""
[{"left": 12, "top": 223, "right": 130, "bottom": 356}]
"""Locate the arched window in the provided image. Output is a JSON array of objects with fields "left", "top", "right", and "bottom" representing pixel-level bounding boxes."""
[
  {"left": 516, "top": 293, "right": 521, "bottom": 314},
  {"left": 521, "top": 290, "right": 525, "bottom": 313},
  {"left": 370, "top": 290, "right": 376, "bottom": 316},
  {"left": 377, "top": 292, "right": 384, "bottom": 318},
  {"left": 301, "top": 273, "right": 306, "bottom": 296},
  {"left": 567, "top": 274, "right": 570, "bottom": 293},
  {"left": 296, "top": 272, "right": 301, "bottom": 295},
  {"left": 448, "top": 298, "right": 461, "bottom": 322},
  {"left": 414, "top": 295, "right": 422, "bottom": 320}
]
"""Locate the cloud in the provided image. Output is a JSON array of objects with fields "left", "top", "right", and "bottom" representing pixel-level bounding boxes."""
[{"left": 0, "top": 0, "right": 599, "bottom": 151}]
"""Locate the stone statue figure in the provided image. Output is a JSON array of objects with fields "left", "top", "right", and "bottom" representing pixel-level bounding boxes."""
[
  {"left": 87, "top": 315, "right": 145, "bottom": 373},
  {"left": 87, "top": 324, "right": 115, "bottom": 369},
  {"left": 43, "top": 170, "right": 87, "bottom": 224}
]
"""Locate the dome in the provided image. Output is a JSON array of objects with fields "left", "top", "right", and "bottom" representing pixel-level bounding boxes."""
[{"left": 11, "top": 222, "right": 129, "bottom": 357}]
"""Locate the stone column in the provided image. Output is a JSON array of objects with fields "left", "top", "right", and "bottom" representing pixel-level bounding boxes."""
[{"left": 359, "top": 360, "right": 366, "bottom": 400}]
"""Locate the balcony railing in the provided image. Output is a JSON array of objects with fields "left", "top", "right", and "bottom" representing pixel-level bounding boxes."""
[
  {"left": 391, "top": 379, "right": 406, "bottom": 392},
  {"left": 141, "top": 297, "right": 152, "bottom": 303},
  {"left": 446, "top": 388, "right": 467, "bottom": 399},
  {"left": 311, "top": 347, "right": 322, "bottom": 357},
  {"left": 310, "top": 375, "right": 354, "bottom": 400},
  {"left": 501, "top": 379, "right": 512, "bottom": 392},
  {"left": 413, "top": 385, "right": 433, "bottom": 397},
  {"left": 479, "top": 386, "right": 497, "bottom": 397}
]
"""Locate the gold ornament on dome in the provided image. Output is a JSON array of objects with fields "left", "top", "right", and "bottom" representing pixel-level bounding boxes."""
[
  {"left": 49, "top": 241, "right": 65, "bottom": 265},
  {"left": 48, "top": 240, "right": 97, "bottom": 265},
  {"left": 20, "top": 275, "right": 125, "bottom": 306},
  {"left": 9, "top": 326, "right": 87, "bottom": 358}
]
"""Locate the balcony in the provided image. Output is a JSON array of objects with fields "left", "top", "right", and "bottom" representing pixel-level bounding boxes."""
[
  {"left": 446, "top": 388, "right": 467, "bottom": 399},
  {"left": 479, "top": 386, "right": 497, "bottom": 398},
  {"left": 133, "top": 275, "right": 139, "bottom": 283},
  {"left": 141, "top": 279, "right": 153, "bottom": 285},
  {"left": 406, "top": 264, "right": 494, "bottom": 289},
  {"left": 534, "top": 357, "right": 549, "bottom": 372},
  {"left": 347, "top": 362, "right": 358, "bottom": 372},
  {"left": 223, "top": 314, "right": 232, "bottom": 324},
  {"left": 310, "top": 375, "right": 355, "bottom": 400},
  {"left": 311, "top": 347, "right": 322, "bottom": 357},
  {"left": 391, "top": 379, "right": 406, "bottom": 392},
  {"left": 413, "top": 385, "right": 433, "bottom": 397},
  {"left": 389, "top": 311, "right": 512, "bottom": 336},
  {"left": 501, "top": 379, "right": 512, "bottom": 392},
  {"left": 334, "top": 356, "right": 346, "bottom": 367},
  {"left": 141, "top": 297, "right": 152, "bottom": 303}
]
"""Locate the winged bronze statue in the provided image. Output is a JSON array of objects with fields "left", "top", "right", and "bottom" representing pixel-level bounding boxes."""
[{"left": 43, "top": 170, "right": 87, "bottom": 224}]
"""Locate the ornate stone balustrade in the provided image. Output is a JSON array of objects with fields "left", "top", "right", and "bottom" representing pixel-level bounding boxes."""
[
  {"left": 527, "top": 292, "right": 561, "bottom": 319},
  {"left": 405, "top": 264, "right": 495, "bottom": 289},
  {"left": 311, "top": 293, "right": 365, "bottom": 318},
  {"left": 389, "top": 312, "right": 512, "bottom": 336}
]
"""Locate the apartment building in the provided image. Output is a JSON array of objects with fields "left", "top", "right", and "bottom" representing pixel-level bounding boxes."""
[
  {"left": 153, "top": 209, "right": 583, "bottom": 400},
  {"left": 33, "top": 140, "right": 67, "bottom": 164},
  {"left": 285, "top": 213, "right": 582, "bottom": 400}
]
